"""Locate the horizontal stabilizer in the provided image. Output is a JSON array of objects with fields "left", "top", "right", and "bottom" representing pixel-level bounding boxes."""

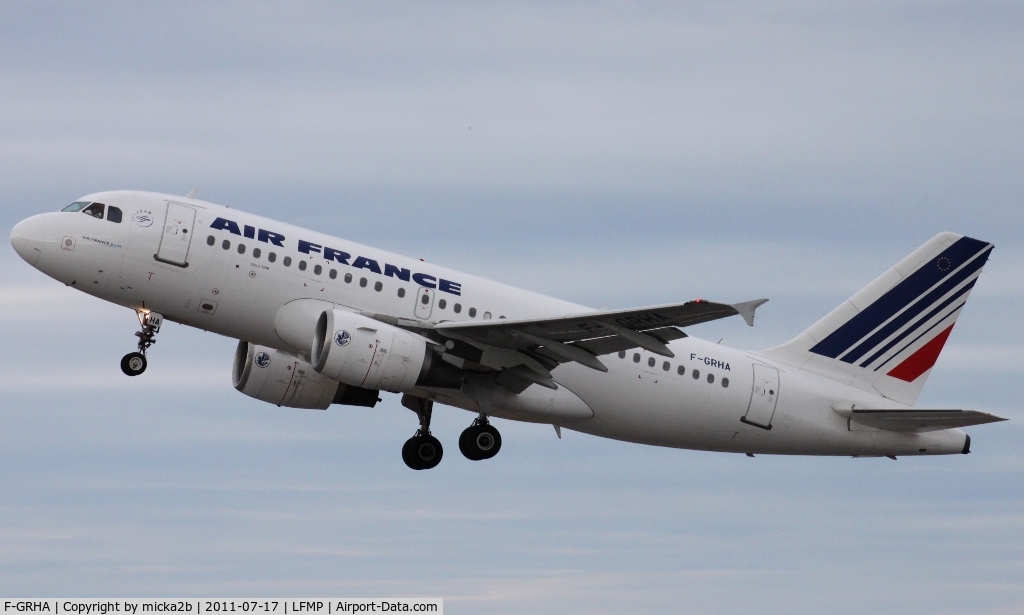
[{"left": 832, "top": 407, "right": 1007, "bottom": 432}]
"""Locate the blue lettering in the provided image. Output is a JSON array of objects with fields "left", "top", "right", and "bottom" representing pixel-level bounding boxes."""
[
  {"left": 439, "top": 279, "right": 461, "bottom": 296},
  {"left": 413, "top": 273, "right": 437, "bottom": 289},
  {"left": 324, "top": 247, "right": 350, "bottom": 265},
  {"left": 299, "top": 240, "right": 322, "bottom": 254},
  {"left": 725, "top": 363, "right": 731, "bottom": 371},
  {"left": 384, "top": 264, "right": 411, "bottom": 281},
  {"left": 352, "top": 257, "right": 382, "bottom": 274},
  {"left": 243, "top": 225, "right": 256, "bottom": 239},
  {"left": 210, "top": 217, "right": 241, "bottom": 235},
  {"left": 258, "top": 229, "right": 286, "bottom": 246}
]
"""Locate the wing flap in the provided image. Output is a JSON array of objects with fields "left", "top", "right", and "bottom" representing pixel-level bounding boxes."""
[
  {"left": 428, "top": 298, "right": 765, "bottom": 389},
  {"left": 434, "top": 298, "right": 765, "bottom": 347},
  {"left": 833, "top": 407, "right": 1007, "bottom": 432}
]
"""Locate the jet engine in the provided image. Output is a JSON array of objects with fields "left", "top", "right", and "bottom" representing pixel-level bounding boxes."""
[
  {"left": 233, "top": 341, "right": 380, "bottom": 409},
  {"left": 311, "top": 310, "right": 463, "bottom": 392}
]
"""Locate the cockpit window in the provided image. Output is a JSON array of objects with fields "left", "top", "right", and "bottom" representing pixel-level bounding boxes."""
[
  {"left": 107, "top": 206, "right": 123, "bottom": 223},
  {"left": 82, "top": 203, "right": 105, "bottom": 219},
  {"left": 61, "top": 202, "right": 91, "bottom": 212}
]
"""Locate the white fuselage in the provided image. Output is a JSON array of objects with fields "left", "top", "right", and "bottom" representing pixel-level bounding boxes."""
[{"left": 11, "top": 191, "right": 969, "bottom": 457}]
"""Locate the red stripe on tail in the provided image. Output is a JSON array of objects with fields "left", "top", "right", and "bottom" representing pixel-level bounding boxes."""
[{"left": 887, "top": 325, "right": 955, "bottom": 382}]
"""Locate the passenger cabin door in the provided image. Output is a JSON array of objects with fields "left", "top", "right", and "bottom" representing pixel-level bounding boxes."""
[
  {"left": 742, "top": 364, "right": 779, "bottom": 429},
  {"left": 414, "top": 287, "right": 435, "bottom": 319},
  {"left": 155, "top": 202, "right": 196, "bottom": 267}
]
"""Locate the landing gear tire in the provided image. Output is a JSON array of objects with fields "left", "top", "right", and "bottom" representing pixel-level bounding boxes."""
[
  {"left": 400, "top": 394, "right": 443, "bottom": 470},
  {"left": 459, "top": 418, "right": 502, "bottom": 461},
  {"left": 122, "top": 311, "right": 162, "bottom": 377},
  {"left": 403, "top": 434, "right": 443, "bottom": 470},
  {"left": 120, "top": 352, "right": 148, "bottom": 376}
]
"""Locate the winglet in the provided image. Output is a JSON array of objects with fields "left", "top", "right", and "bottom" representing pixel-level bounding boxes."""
[
  {"left": 732, "top": 298, "right": 769, "bottom": 326},
  {"left": 185, "top": 187, "right": 198, "bottom": 199}
]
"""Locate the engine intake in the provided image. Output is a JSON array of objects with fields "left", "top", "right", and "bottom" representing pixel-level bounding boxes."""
[
  {"left": 311, "top": 310, "right": 463, "bottom": 392},
  {"left": 233, "top": 341, "right": 380, "bottom": 409}
]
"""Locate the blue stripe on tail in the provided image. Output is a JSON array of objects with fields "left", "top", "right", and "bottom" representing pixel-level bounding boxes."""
[
  {"left": 809, "top": 236, "right": 990, "bottom": 360},
  {"left": 841, "top": 252, "right": 989, "bottom": 364},
  {"left": 858, "top": 279, "right": 976, "bottom": 368}
]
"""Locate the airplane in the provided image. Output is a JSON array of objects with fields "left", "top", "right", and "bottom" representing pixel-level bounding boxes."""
[{"left": 9, "top": 191, "right": 1006, "bottom": 469}]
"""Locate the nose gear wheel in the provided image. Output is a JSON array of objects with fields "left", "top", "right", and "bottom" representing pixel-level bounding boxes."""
[
  {"left": 120, "top": 352, "right": 148, "bottom": 376},
  {"left": 121, "top": 310, "right": 163, "bottom": 376}
]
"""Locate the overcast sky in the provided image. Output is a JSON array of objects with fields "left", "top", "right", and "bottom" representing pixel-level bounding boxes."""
[{"left": 1, "top": 2, "right": 1022, "bottom": 613}]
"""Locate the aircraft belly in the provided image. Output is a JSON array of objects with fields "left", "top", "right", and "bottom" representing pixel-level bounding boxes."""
[{"left": 553, "top": 353, "right": 748, "bottom": 449}]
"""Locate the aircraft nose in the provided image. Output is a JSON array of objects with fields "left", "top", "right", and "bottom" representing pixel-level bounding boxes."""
[{"left": 10, "top": 214, "right": 50, "bottom": 266}]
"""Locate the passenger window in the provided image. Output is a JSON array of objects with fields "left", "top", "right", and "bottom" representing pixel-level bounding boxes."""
[
  {"left": 344, "top": 273, "right": 352, "bottom": 283},
  {"left": 438, "top": 299, "right": 446, "bottom": 309},
  {"left": 207, "top": 235, "right": 215, "bottom": 246},
  {"left": 663, "top": 361, "right": 670, "bottom": 371},
  {"left": 692, "top": 369, "right": 700, "bottom": 380},
  {"left": 283, "top": 256, "right": 292, "bottom": 267},
  {"left": 253, "top": 248, "right": 261, "bottom": 259},
  {"left": 483, "top": 311, "right": 492, "bottom": 319},
  {"left": 421, "top": 294, "right": 430, "bottom": 304},
  {"left": 707, "top": 373, "right": 715, "bottom": 384},
  {"left": 722, "top": 377, "right": 729, "bottom": 388},
  {"left": 374, "top": 281, "right": 382, "bottom": 292},
  {"left": 677, "top": 365, "right": 685, "bottom": 376},
  {"left": 359, "top": 277, "right": 367, "bottom": 287},
  {"left": 61, "top": 202, "right": 90, "bottom": 212},
  {"left": 647, "top": 357, "right": 655, "bottom": 367},
  {"left": 633, "top": 353, "right": 640, "bottom": 363},
  {"left": 82, "top": 203, "right": 105, "bottom": 219},
  {"left": 222, "top": 240, "right": 231, "bottom": 250},
  {"left": 454, "top": 303, "right": 462, "bottom": 313},
  {"left": 397, "top": 288, "right": 406, "bottom": 298},
  {"left": 618, "top": 351, "right": 626, "bottom": 358},
  {"left": 469, "top": 307, "right": 477, "bottom": 317},
  {"left": 107, "top": 207, "right": 123, "bottom": 223},
  {"left": 238, "top": 244, "right": 246, "bottom": 255},
  {"left": 314, "top": 265, "right": 322, "bottom": 275},
  {"left": 330, "top": 269, "right": 337, "bottom": 279},
  {"left": 298, "top": 260, "right": 307, "bottom": 271},
  {"left": 268, "top": 252, "right": 277, "bottom": 263}
]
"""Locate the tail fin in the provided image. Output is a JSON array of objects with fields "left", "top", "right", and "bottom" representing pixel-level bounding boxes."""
[{"left": 762, "top": 232, "right": 993, "bottom": 405}]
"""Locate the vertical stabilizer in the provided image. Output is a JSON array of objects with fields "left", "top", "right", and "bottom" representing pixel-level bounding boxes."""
[{"left": 761, "top": 233, "right": 992, "bottom": 405}]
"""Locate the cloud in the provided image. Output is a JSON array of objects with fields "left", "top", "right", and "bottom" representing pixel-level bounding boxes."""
[{"left": 1, "top": 2, "right": 1023, "bottom": 612}]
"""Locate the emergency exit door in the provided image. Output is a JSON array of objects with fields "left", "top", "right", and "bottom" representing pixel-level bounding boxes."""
[
  {"left": 742, "top": 364, "right": 779, "bottom": 429},
  {"left": 155, "top": 203, "right": 196, "bottom": 267},
  {"left": 415, "top": 287, "right": 435, "bottom": 319}
]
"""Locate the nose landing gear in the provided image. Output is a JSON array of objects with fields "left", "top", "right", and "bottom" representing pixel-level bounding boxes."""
[
  {"left": 401, "top": 394, "right": 443, "bottom": 470},
  {"left": 459, "top": 415, "right": 502, "bottom": 461},
  {"left": 121, "top": 311, "right": 163, "bottom": 377}
]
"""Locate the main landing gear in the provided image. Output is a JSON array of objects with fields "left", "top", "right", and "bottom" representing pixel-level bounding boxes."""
[
  {"left": 459, "top": 415, "right": 502, "bottom": 461},
  {"left": 399, "top": 395, "right": 504, "bottom": 470},
  {"left": 121, "top": 311, "right": 163, "bottom": 377},
  {"left": 401, "top": 395, "right": 443, "bottom": 470}
]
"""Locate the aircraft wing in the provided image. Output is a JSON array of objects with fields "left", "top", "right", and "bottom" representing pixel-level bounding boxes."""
[
  {"left": 833, "top": 408, "right": 1007, "bottom": 432},
  {"left": 426, "top": 298, "right": 767, "bottom": 391}
]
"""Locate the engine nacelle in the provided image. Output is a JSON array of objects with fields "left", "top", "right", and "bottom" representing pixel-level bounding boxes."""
[
  {"left": 311, "top": 310, "right": 463, "bottom": 392},
  {"left": 233, "top": 341, "right": 379, "bottom": 409}
]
